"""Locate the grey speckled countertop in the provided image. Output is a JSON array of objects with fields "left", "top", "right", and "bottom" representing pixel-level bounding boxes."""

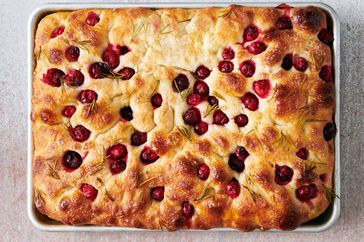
[{"left": 0, "top": 0, "right": 362, "bottom": 241}]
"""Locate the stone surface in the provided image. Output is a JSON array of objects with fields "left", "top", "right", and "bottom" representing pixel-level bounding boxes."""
[{"left": 0, "top": 0, "right": 363, "bottom": 241}]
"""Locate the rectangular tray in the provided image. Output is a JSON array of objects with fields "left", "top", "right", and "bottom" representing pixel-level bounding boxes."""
[{"left": 27, "top": 1, "right": 340, "bottom": 232}]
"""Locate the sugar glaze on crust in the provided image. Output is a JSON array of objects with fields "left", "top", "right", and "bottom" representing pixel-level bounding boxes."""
[{"left": 32, "top": 5, "right": 336, "bottom": 231}]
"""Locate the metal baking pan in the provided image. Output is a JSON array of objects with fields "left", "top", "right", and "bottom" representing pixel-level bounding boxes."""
[{"left": 27, "top": 2, "right": 340, "bottom": 232}]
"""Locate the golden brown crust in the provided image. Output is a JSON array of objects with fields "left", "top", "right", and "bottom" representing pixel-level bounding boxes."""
[{"left": 32, "top": 5, "right": 335, "bottom": 231}]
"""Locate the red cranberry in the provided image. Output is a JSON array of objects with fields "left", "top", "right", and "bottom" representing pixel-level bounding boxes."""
[
  {"left": 276, "top": 3, "right": 292, "bottom": 9},
  {"left": 235, "top": 146, "right": 249, "bottom": 161},
  {"left": 193, "top": 81, "right": 209, "bottom": 97},
  {"left": 276, "top": 17, "right": 292, "bottom": 30},
  {"left": 183, "top": 107, "right": 201, "bottom": 125},
  {"left": 173, "top": 74, "right": 189, "bottom": 92},
  {"left": 42, "top": 68, "right": 65, "bottom": 87},
  {"left": 208, "top": 96, "right": 219, "bottom": 106},
  {"left": 293, "top": 57, "right": 308, "bottom": 72},
  {"left": 151, "top": 93, "right": 163, "bottom": 108},
  {"left": 62, "top": 150, "right": 82, "bottom": 170},
  {"left": 318, "top": 29, "right": 334, "bottom": 45},
  {"left": 241, "top": 92, "right": 259, "bottom": 111},
  {"left": 253, "top": 79, "right": 271, "bottom": 98},
  {"left": 78, "top": 90, "right": 98, "bottom": 104},
  {"left": 197, "top": 164, "right": 210, "bottom": 180},
  {"left": 222, "top": 47, "right": 235, "bottom": 60},
  {"left": 187, "top": 94, "right": 203, "bottom": 106},
  {"left": 151, "top": 187, "right": 164, "bottom": 201},
  {"left": 243, "top": 25, "right": 259, "bottom": 42},
  {"left": 70, "top": 125, "right": 91, "bottom": 142},
  {"left": 65, "top": 70, "right": 84, "bottom": 87},
  {"left": 323, "top": 123, "right": 336, "bottom": 141},
  {"left": 120, "top": 106, "right": 133, "bottom": 121},
  {"left": 226, "top": 178, "right": 240, "bottom": 198},
  {"left": 182, "top": 201, "right": 194, "bottom": 218},
  {"left": 218, "top": 61, "right": 234, "bottom": 73},
  {"left": 131, "top": 131, "right": 147, "bottom": 146},
  {"left": 296, "top": 148, "right": 308, "bottom": 160},
  {"left": 50, "top": 26, "right": 64, "bottom": 38},
  {"left": 246, "top": 41, "right": 267, "bottom": 55},
  {"left": 296, "top": 184, "right": 318, "bottom": 202},
  {"left": 86, "top": 11, "right": 100, "bottom": 26},
  {"left": 80, "top": 184, "right": 98, "bottom": 201},
  {"left": 319, "top": 173, "right": 327, "bottom": 182},
  {"left": 195, "top": 65, "right": 211, "bottom": 79},
  {"left": 194, "top": 121, "right": 208, "bottom": 135},
  {"left": 107, "top": 143, "right": 127, "bottom": 160},
  {"left": 88, "top": 62, "right": 110, "bottom": 79},
  {"left": 140, "top": 146, "right": 159, "bottom": 164},
  {"left": 118, "top": 45, "right": 130, "bottom": 55},
  {"left": 65, "top": 45, "right": 80, "bottom": 62},
  {"left": 239, "top": 60, "right": 256, "bottom": 77},
  {"left": 108, "top": 159, "right": 126, "bottom": 175},
  {"left": 228, "top": 154, "right": 245, "bottom": 172},
  {"left": 281, "top": 53, "right": 293, "bottom": 70},
  {"left": 213, "top": 109, "right": 229, "bottom": 125},
  {"left": 118, "top": 67, "right": 135, "bottom": 80},
  {"left": 234, "top": 114, "right": 249, "bottom": 127},
  {"left": 62, "top": 105, "right": 76, "bottom": 118},
  {"left": 275, "top": 164, "right": 294, "bottom": 185},
  {"left": 319, "top": 65, "right": 333, "bottom": 82},
  {"left": 102, "top": 48, "right": 120, "bottom": 69}
]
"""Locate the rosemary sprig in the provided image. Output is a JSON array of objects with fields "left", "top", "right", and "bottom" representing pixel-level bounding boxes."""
[
  {"left": 303, "top": 163, "right": 316, "bottom": 176},
  {"left": 138, "top": 176, "right": 159, "bottom": 187},
  {"left": 97, "top": 177, "right": 104, "bottom": 184},
  {"left": 272, "top": 130, "right": 295, "bottom": 149},
  {"left": 323, "top": 185, "right": 339, "bottom": 203},
  {"left": 211, "top": 91, "right": 226, "bottom": 101},
  {"left": 105, "top": 189, "right": 115, "bottom": 202},
  {"left": 47, "top": 161, "right": 59, "bottom": 180},
  {"left": 76, "top": 40, "right": 91, "bottom": 53},
  {"left": 243, "top": 175, "right": 257, "bottom": 203},
  {"left": 194, "top": 187, "right": 214, "bottom": 201},
  {"left": 176, "top": 125, "right": 192, "bottom": 141},
  {"left": 180, "top": 87, "right": 192, "bottom": 100},
  {"left": 178, "top": 18, "right": 192, "bottom": 23},
  {"left": 34, "top": 188, "right": 45, "bottom": 205},
  {"left": 267, "top": 84, "right": 279, "bottom": 102},
  {"left": 218, "top": 8, "right": 237, "bottom": 18},
  {"left": 86, "top": 98, "right": 98, "bottom": 118},
  {"left": 204, "top": 104, "right": 219, "bottom": 118},
  {"left": 160, "top": 23, "right": 173, "bottom": 35},
  {"left": 110, "top": 88, "right": 136, "bottom": 101},
  {"left": 90, "top": 146, "right": 107, "bottom": 175},
  {"left": 132, "top": 18, "right": 147, "bottom": 37}
]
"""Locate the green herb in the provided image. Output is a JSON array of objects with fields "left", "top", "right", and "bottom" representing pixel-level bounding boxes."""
[
  {"left": 178, "top": 18, "right": 192, "bottom": 23},
  {"left": 218, "top": 8, "right": 237, "bottom": 18},
  {"left": 86, "top": 98, "right": 98, "bottom": 118},
  {"left": 267, "top": 85, "right": 278, "bottom": 102},
  {"left": 176, "top": 125, "right": 192, "bottom": 141},
  {"left": 90, "top": 146, "right": 107, "bottom": 175},
  {"left": 204, "top": 104, "right": 219, "bottom": 117},
  {"left": 160, "top": 23, "right": 172, "bottom": 34},
  {"left": 243, "top": 175, "right": 257, "bottom": 203},
  {"left": 211, "top": 91, "right": 226, "bottom": 101},
  {"left": 138, "top": 176, "right": 159, "bottom": 187},
  {"left": 323, "top": 185, "right": 339, "bottom": 203},
  {"left": 76, "top": 40, "right": 91, "bottom": 53},
  {"left": 105, "top": 189, "right": 115, "bottom": 202},
  {"left": 47, "top": 161, "right": 59, "bottom": 180},
  {"left": 132, "top": 18, "right": 147, "bottom": 37},
  {"left": 180, "top": 87, "right": 192, "bottom": 100},
  {"left": 34, "top": 188, "right": 45, "bottom": 205},
  {"left": 195, "top": 187, "right": 214, "bottom": 201},
  {"left": 303, "top": 163, "right": 316, "bottom": 176},
  {"left": 272, "top": 130, "right": 295, "bottom": 149},
  {"left": 97, "top": 177, "right": 104, "bottom": 184}
]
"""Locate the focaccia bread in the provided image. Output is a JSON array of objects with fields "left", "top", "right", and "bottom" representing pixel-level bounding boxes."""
[{"left": 31, "top": 4, "right": 337, "bottom": 231}]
